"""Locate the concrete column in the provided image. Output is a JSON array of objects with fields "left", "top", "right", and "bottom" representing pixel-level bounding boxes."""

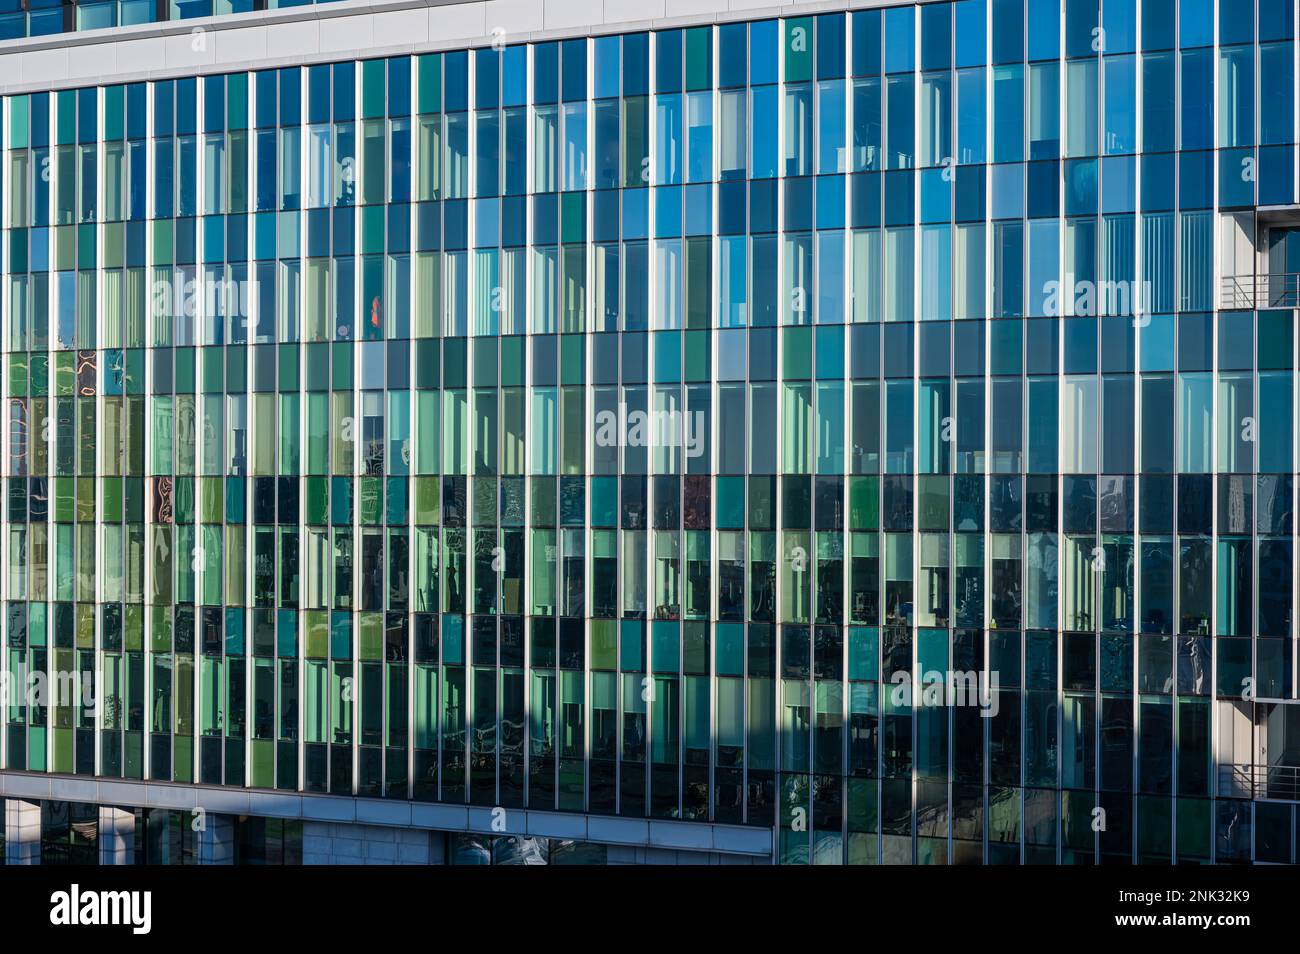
[
  {"left": 197, "top": 813, "right": 235, "bottom": 865},
  {"left": 5, "top": 799, "right": 41, "bottom": 865},
  {"left": 98, "top": 806, "right": 135, "bottom": 865},
  {"left": 303, "top": 821, "right": 444, "bottom": 864},
  {"left": 301, "top": 820, "right": 332, "bottom": 864}
]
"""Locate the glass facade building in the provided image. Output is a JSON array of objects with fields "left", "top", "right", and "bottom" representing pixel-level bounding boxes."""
[{"left": 1, "top": 0, "right": 1300, "bottom": 866}]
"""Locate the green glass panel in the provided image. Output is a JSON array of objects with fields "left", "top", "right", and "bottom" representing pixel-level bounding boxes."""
[
  {"left": 685, "top": 26, "right": 712, "bottom": 91},
  {"left": 785, "top": 17, "right": 814, "bottom": 83},
  {"left": 684, "top": 330, "right": 710, "bottom": 382},
  {"left": 783, "top": 326, "right": 813, "bottom": 380},
  {"left": 849, "top": 476, "right": 879, "bottom": 530},
  {"left": 417, "top": 54, "right": 442, "bottom": 114},
  {"left": 591, "top": 619, "right": 617, "bottom": 671},
  {"left": 362, "top": 58, "right": 387, "bottom": 119}
]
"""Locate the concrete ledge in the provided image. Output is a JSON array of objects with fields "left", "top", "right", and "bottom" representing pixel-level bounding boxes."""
[
  {"left": 0, "top": 770, "right": 772, "bottom": 858},
  {"left": 587, "top": 815, "right": 650, "bottom": 846},
  {"left": 524, "top": 809, "right": 587, "bottom": 840},
  {"left": 0, "top": 0, "right": 891, "bottom": 95},
  {"left": 712, "top": 824, "right": 774, "bottom": 855},
  {"left": 0, "top": 0, "right": 436, "bottom": 54},
  {"left": 50, "top": 776, "right": 103, "bottom": 802},
  {"left": 2, "top": 774, "right": 52, "bottom": 800},
  {"left": 96, "top": 779, "right": 152, "bottom": 807},
  {"left": 241, "top": 792, "right": 303, "bottom": 819},
  {"left": 147, "top": 783, "right": 201, "bottom": 811},
  {"left": 301, "top": 794, "right": 357, "bottom": 823},
  {"left": 467, "top": 804, "right": 524, "bottom": 834},
  {"left": 649, "top": 818, "right": 714, "bottom": 851},
  {"left": 356, "top": 798, "right": 414, "bottom": 827},
  {"left": 410, "top": 802, "right": 470, "bottom": 829},
  {"left": 192, "top": 788, "right": 254, "bottom": 815}
]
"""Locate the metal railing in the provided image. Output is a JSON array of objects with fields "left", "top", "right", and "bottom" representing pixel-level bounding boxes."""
[
  {"left": 1221, "top": 273, "right": 1300, "bottom": 310},
  {"left": 1219, "top": 763, "right": 1300, "bottom": 801}
]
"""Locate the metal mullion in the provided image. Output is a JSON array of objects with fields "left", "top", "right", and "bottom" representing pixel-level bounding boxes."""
[
  {"left": 142, "top": 79, "right": 155, "bottom": 787},
  {"left": 288, "top": 64, "right": 305, "bottom": 798},
  {"left": 407, "top": 50, "right": 419, "bottom": 803},
  {"left": 839, "top": 7, "right": 854, "bottom": 864},
  {"left": 981, "top": 0, "right": 994, "bottom": 866},
  {"left": 641, "top": 26, "right": 657, "bottom": 821},
  {"left": 0, "top": 89, "right": 13, "bottom": 777},
  {"left": 1057, "top": 0, "right": 1075, "bottom": 871},
  {"left": 239, "top": 69, "right": 258, "bottom": 793},
  {"left": 349, "top": 60, "right": 361, "bottom": 798},
  {"left": 0, "top": 87, "right": 10, "bottom": 776},
  {"left": 910, "top": 3, "right": 922, "bottom": 868},
  {"left": 289, "top": 65, "right": 306, "bottom": 799},
  {"left": 772, "top": 16, "right": 786, "bottom": 864},
  {"left": 1132, "top": 0, "right": 1149, "bottom": 859},
  {"left": 44, "top": 92, "right": 55, "bottom": 780},
  {"left": 523, "top": 38, "right": 537, "bottom": 812},
  {"left": 191, "top": 79, "right": 206, "bottom": 791},
  {"left": 580, "top": 27, "right": 593, "bottom": 812},
  {"left": 93, "top": 84, "right": 105, "bottom": 781},
  {"left": 676, "top": 29, "right": 687, "bottom": 820}
]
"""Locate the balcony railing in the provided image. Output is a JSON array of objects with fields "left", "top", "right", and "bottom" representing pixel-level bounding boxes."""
[
  {"left": 1219, "top": 763, "right": 1300, "bottom": 801},
  {"left": 1221, "top": 273, "right": 1300, "bottom": 310}
]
